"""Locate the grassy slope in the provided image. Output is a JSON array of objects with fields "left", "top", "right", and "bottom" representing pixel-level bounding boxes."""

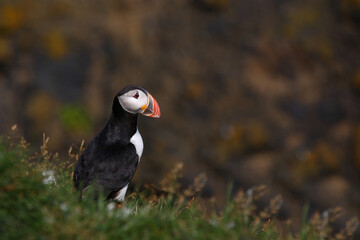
[{"left": 0, "top": 136, "right": 357, "bottom": 240}]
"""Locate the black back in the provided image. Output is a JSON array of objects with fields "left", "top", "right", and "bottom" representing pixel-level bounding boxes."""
[{"left": 73, "top": 93, "right": 140, "bottom": 199}]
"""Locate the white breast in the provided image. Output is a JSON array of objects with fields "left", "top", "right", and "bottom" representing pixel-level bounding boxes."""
[
  {"left": 130, "top": 128, "right": 144, "bottom": 160},
  {"left": 114, "top": 184, "right": 128, "bottom": 202}
]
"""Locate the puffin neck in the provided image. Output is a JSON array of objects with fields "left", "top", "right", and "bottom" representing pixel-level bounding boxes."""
[{"left": 102, "top": 98, "right": 138, "bottom": 145}]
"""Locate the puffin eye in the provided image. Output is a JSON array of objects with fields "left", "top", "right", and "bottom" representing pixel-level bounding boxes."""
[{"left": 133, "top": 92, "right": 139, "bottom": 99}]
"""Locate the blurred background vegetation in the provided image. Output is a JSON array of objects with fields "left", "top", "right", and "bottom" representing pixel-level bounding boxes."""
[{"left": 0, "top": 0, "right": 359, "bottom": 232}]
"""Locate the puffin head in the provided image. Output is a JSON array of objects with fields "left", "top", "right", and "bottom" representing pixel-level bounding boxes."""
[{"left": 116, "top": 85, "right": 161, "bottom": 118}]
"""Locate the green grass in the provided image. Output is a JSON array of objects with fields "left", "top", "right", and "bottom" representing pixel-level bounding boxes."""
[{"left": 0, "top": 134, "right": 357, "bottom": 240}]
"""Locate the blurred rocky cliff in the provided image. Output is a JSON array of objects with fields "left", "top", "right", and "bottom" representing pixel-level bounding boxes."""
[{"left": 0, "top": 0, "right": 360, "bottom": 228}]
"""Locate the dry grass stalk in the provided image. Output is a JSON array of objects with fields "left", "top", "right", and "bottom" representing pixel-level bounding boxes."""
[
  {"left": 159, "top": 162, "right": 184, "bottom": 193},
  {"left": 335, "top": 217, "right": 359, "bottom": 240},
  {"left": 68, "top": 140, "right": 85, "bottom": 161},
  {"left": 310, "top": 207, "right": 342, "bottom": 238},
  {"left": 233, "top": 185, "right": 267, "bottom": 219},
  {"left": 184, "top": 173, "right": 207, "bottom": 197},
  {"left": 40, "top": 133, "right": 51, "bottom": 163},
  {"left": 260, "top": 195, "right": 283, "bottom": 219}
]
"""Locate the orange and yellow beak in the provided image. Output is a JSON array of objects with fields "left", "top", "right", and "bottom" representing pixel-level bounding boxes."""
[{"left": 140, "top": 93, "right": 161, "bottom": 118}]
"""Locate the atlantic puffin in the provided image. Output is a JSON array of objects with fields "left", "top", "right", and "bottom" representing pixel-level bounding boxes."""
[{"left": 73, "top": 85, "right": 160, "bottom": 202}]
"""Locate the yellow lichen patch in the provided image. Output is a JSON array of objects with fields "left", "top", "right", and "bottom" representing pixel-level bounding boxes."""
[
  {"left": 44, "top": 30, "right": 67, "bottom": 59},
  {"left": 0, "top": 5, "right": 25, "bottom": 31},
  {"left": 354, "top": 125, "right": 360, "bottom": 172},
  {"left": 352, "top": 70, "right": 360, "bottom": 93},
  {"left": 26, "top": 92, "right": 58, "bottom": 125},
  {"left": 216, "top": 124, "right": 244, "bottom": 163},
  {"left": 48, "top": 1, "right": 70, "bottom": 18},
  {"left": 215, "top": 122, "right": 270, "bottom": 164},
  {"left": 25, "top": 92, "right": 66, "bottom": 150},
  {"left": 292, "top": 150, "right": 321, "bottom": 184},
  {"left": 202, "top": 0, "right": 229, "bottom": 10},
  {"left": 245, "top": 122, "right": 269, "bottom": 150},
  {"left": 291, "top": 141, "right": 340, "bottom": 184},
  {"left": 187, "top": 82, "right": 204, "bottom": 100},
  {"left": 342, "top": 0, "right": 360, "bottom": 10},
  {"left": 283, "top": 5, "right": 321, "bottom": 39},
  {"left": 282, "top": 1, "right": 333, "bottom": 59},
  {"left": 303, "top": 36, "right": 333, "bottom": 59},
  {"left": 0, "top": 38, "right": 12, "bottom": 62},
  {"left": 310, "top": 141, "right": 340, "bottom": 172}
]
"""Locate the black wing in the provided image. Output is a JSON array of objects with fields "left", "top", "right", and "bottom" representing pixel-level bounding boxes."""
[{"left": 73, "top": 137, "right": 139, "bottom": 196}]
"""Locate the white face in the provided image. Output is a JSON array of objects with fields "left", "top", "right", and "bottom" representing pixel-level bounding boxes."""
[{"left": 118, "top": 89, "right": 148, "bottom": 114}]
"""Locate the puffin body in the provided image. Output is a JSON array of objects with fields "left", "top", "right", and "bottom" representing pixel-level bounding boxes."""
[{"left": 73, "top": 85, "right": 160, "bottom": 202}]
